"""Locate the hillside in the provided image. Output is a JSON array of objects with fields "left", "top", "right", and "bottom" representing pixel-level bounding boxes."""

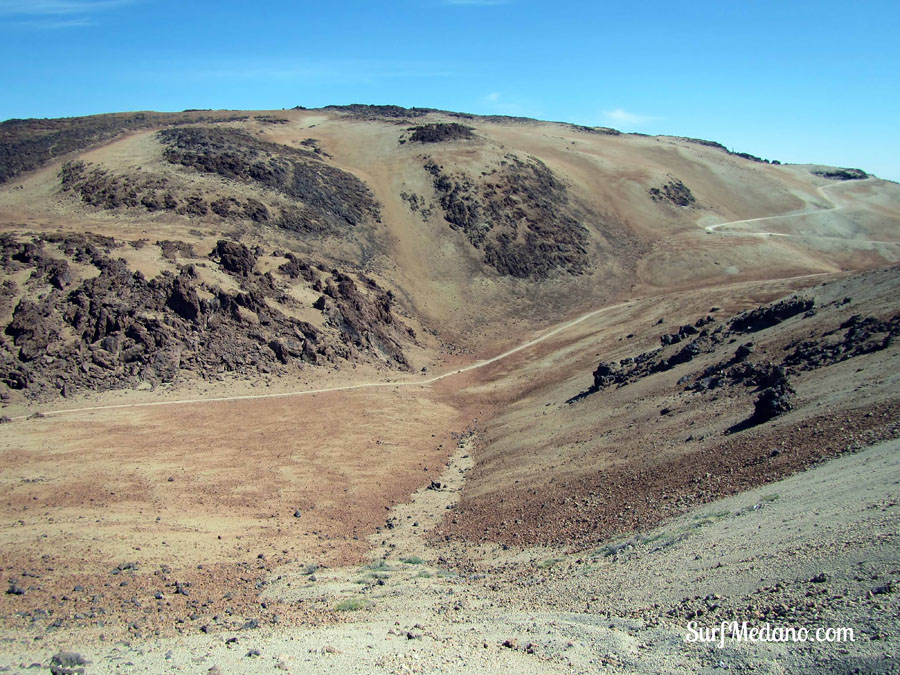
[
  {"left": 1, "top": 106, "right": 899, "bottom": 672},
  {"left": 1, "top": 106, "right": 898, "bottom": 403}
]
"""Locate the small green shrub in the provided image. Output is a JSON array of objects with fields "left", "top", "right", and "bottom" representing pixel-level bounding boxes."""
[{"left": 335, "top": 597, "right": 373, "bottom": 612}]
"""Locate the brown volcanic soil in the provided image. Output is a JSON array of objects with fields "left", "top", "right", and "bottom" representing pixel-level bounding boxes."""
[
  {"left": 1, "top": 107, "right": 900, "bottom": 670},
  {"left": 0, "top": 386, "right": 466, "bottom": 640},
  {"left": 437, "top": 267, "right": 900, "bottom": 549}
]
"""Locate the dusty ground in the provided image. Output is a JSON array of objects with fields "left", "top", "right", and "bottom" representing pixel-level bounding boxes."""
[
  {"left": 0, "top": 386, "right": 468, "bottom": 643},
  {"left": 1, "top": 108, "right": 899, "bottom": 672},
  {"left": 1, "top": 267, "right": 899, "bottom": 673},
  {"left": 3, "top": 434, "right": 897, "bottom": 673}
]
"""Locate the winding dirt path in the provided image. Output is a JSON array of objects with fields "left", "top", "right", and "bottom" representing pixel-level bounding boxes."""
[
  {"left": 703, "top": 178, "right": 900, "bottom": 244},
  {"left": 16, "top": 180, "right": 889, "bottom": 421},
  {"left": 11, "top": 271, "right": 833, "bottom": 421}
]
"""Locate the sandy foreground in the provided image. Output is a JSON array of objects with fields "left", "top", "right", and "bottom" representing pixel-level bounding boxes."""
[{"left": 1, "top": 431, "right": 897, "bottom": 673}]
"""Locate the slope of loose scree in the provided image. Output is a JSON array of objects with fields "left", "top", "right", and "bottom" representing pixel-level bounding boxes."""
[{"left": 438, "top": 266, "right": 900, "bottom": 549}]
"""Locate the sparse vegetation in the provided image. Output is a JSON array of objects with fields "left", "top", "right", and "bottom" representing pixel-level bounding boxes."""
[
  {"left": 335, "top": 597, "right": 373, "bottom": 612},
  {"left": 365, "top": 560, "right": 397, "bottom": 573},
  {"left": 536, "top": 557, "right": 565, "bottom": 569}
]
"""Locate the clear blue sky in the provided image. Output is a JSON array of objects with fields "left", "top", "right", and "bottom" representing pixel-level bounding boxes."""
[{"left": 1, "top": 0, "right": 898, "bottom": 180}]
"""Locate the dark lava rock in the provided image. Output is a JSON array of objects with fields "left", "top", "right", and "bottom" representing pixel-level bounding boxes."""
[
  {"left": 660, "top": 323, "right": 699, "bottom": 346},
  {"left": 407, "top": 123, "right": 474, "bottom": 144},
  {"left": 212, "top": 240, "right": 256, "bottom": 276},
  {"left": 592, "top": 362, "right": 620, "bottom": 390},
  {"left": 1, "top": 233, "right": 416, "bottom": 401},
  {"left": 750, "top": 380, "right": 795, "bottom": 424},
  {"left": 424, "top": 154, "right": 596, "bottom": 279},
  {"left": 813, "top": 168, "right": 868, "bottom": 181},
  {"left": 50, "top": 651, "right": 88, "bottom": 675},
  {"left": 157, "top": 239, "right": 196, "bottom": 260},
  {"left": 649, "top": 179, "right": 696, "bottom": 207},
  {"left": 733, "top": 342, "right": 754, "bottom": 362},
  {"left": 784, "top": 313, "right": 900, "bottom": 370},
  {"left": 278, "top": 253, "right": 316, "bottom": 282},
  {"left": 167, "top": 271, "right": 202, "bottom": 322},
  {"left": 158, "top": 126, "right": 380, "bottom": 232},
  {"left": 729, "top": 297, "right": 814, "bottom": 334}
]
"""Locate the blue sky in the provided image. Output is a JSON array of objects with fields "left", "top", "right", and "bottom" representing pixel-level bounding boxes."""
[{"left": 1, "top": 0, "right": 898, "bottom": 180}]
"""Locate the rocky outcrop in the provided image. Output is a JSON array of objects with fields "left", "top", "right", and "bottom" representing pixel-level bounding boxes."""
[
  {"left": 211, "top": 240, "right": 256, "bottom": 276},
  {"left": 317, "top": 272, "right": 413, "bottom": 368},
  {"left": 577, "top": 285, "right": 900, "bottom": 428},
  {"left": 406, "top": 123, "right": 474, "bottom": 144},
  {"left": 649, "top": 179, "right": 695, "bottom": 207},
  {"left": 783, "top": 313, "right": 900, "bottom": 370},
  {"left": 729, "top": 297, "right": 814, "bottom": 333},
  {"left": 0, "top": 235, "right": 415, "bottom": 400},
  {"left": 424, "top": 154, "right": 591, "bottom": 279},
  {"left": 158, "top": 127, "right": 380, "bottom": 233},
  {"left": 0, "top": 110, "right": 249, "bottom": 185},
  {"left": 813, "top": 168, "right": 868, "bottom": 181}
]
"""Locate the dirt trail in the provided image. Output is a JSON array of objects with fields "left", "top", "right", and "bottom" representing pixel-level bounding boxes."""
[
  {"left": 704, "top": 178, "right": 900, "bottom": 244},
  {"left": 9, "top": 271, "right": 835, "bottom": 422}
]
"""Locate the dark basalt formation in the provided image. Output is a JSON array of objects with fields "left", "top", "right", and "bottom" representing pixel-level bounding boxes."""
[
  {"left": 576, "top": 288, "right": 900, "bottom": 428},
  {"left": 60, "top": 160, "right": 186, "bottom": 213},
  {"left": 57, "top": 127, "right": 382, "bottom": 237},
  {"left": 323, "top": 104, "right": 433, "bottom": 121},
  {"left": 783, "top": 313, "right": 900, "bottom": 370},
  {"left": 649, "top": 179, "right": 696, "bottom": 207},
  {"left": 812, "top": 168, "right": 868, "bottom": 181},
  {"left": 0, "top": 111, "right": 249, "bottom": 185},
  {"left": 158, "top": 127, "right": 381, "bottom": 232},
  {"left": 407, "top": 123, "right": 475, "bottom": 144},
  {"left": 678, "top": 137, "right": 780, "bottom": 164},
  {"left": 568, "top": 124, "right": 621, "bottom": 136},
  {"left": 0, "top": 234, "right": 414, "bottom": 400},
  {"left": 424, "top": 154, "right": 590, "bottom": 279},
  {"left": 728, "top": 297, "right": 814, "bottom": 333}
]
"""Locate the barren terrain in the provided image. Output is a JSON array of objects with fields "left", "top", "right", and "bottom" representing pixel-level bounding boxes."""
[{"left": 0, "top": 106, "right": 898, "bottom": 672}]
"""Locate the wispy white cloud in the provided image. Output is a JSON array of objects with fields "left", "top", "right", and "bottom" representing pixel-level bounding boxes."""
[
  {"left": 0, "top": 0, "right": 136, "bottom": 15},
  {"left": 602, "top": 108, "right": 660, "bottom": 125},
  {"left": 0, "top": 0, "right": 136, "bottom": 28},
  {"left": 11, "top": 17, "right": 94, "bottom": 28}
]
